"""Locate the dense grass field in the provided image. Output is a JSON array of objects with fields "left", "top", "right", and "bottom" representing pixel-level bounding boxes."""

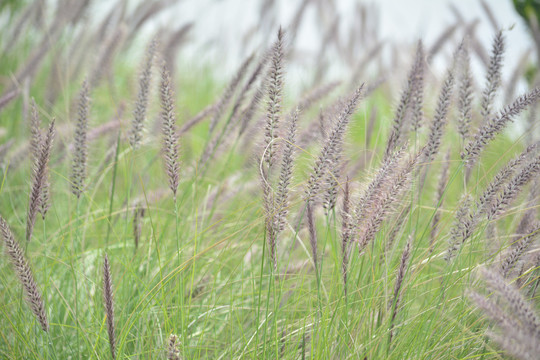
[{"left": 1, "top": 1, "right": 540, "bottom": 359}]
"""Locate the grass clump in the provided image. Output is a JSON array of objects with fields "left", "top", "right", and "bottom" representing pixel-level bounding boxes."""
[{"left": 0, "top": 1, "right": 540, "bottom": 359}]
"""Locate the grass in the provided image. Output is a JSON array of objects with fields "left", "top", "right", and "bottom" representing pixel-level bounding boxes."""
[
  {"left": 1, "top": 2, "right": 540, "bottom": 359},
  {"left": 0, "top": 87, "right": 523, "bottom": 359}
]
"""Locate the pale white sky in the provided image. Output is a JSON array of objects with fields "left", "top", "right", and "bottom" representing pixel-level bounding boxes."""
[
  {"left": 108, "top": 0, "right": 532, "bottom": 92},
  {"left": 156, "top": 0, "right": 530, "bottom": 78},
  {"left": 375, "top": 0, "right": 524, "bottom": 44}
]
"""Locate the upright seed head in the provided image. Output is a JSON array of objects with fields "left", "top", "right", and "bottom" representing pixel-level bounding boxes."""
[
  {"left": 71, "top": 79, "right": 90, "bottom": 198},
  {"left": 410, "top": 40, "right": 425, "bottom": 131},
  {"left": 159, "top": 62, "right": 181, "bottom": 198},
  {"left": 480, "top": 30, "right": 505, "bottom": 123},
  {"left": 103, "top": 253, "right": 116, "bottom": 359},
  {"left": 129, "top": 36, "right": 157, "bottom": 149},
  {"left": 263, "top": 27, "right": 285, "bottom": 168},
  {"left": 27, "top": 119, "right": 55, "bottom": 242}
]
